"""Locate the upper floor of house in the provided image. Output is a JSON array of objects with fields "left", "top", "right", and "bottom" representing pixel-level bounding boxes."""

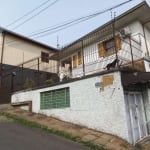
[
  {"left": 51, "top": 1, "right": 150, "bottom": 79},
  {"left": 0, "top": 28, "right": 59, "bottom": 74}
]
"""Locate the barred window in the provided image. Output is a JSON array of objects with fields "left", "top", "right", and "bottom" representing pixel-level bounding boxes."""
[{"left": 40, "top": 87, "right": 70, "bottom": 109}]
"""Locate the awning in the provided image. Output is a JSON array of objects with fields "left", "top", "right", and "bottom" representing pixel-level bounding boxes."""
[{"left": 121, "top": 71, "right": 150, "bottom": 86}]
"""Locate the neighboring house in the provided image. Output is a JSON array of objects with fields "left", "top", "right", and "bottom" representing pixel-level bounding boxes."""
[
  {"left": 12, "top": 2, "right": 150, "bottom": 144},
  {"left": 0, "top": 28, "right": 58, "bottom": 103}
]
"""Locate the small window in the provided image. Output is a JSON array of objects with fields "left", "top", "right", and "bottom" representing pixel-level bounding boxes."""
[
  {"left": 104, "top": 38, "right": 115, "bottom": 56},
  {"left": 98, "top": 35, "right": 121, "bottom": 58},
  {"left": 41, "top": 52, "right": 49, "bottom": 63},
  {"left": 78, "top": 51, "right": 82, "bottom": 65},
  {"left": 72, "top": 55, "right": 77, "bottom": 68},
  {"left": 40, "top": 87, "right": 70, "bottom": 109}
]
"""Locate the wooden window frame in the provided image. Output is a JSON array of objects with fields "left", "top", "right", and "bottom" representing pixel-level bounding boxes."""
[
  {"left": 41, "top": 52, "right": 49, "bottom": 63},
  {"left": 77, "top": 51, "right": 82, "bottom": 65},
  {"left": 98, "top": 35, "right": 121, "bottom": 58},
  {"left": 72, "top": 55, "right": 77, "bottom": 68}
]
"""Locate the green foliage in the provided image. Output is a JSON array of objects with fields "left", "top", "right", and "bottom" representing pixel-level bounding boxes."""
[
  {"left": 23, "top": 78, "right": 35, "bottom": 89},
  {"left": 135, "top": 143, "right": 143, "bottom": 150},
  {"left": 45, "top": 78, "right": 54, "bottom": 85}
]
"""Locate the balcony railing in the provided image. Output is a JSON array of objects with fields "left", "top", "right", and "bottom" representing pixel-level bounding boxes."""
[{"left": 0, "top": 33, "right": 147, "bottom": 93}]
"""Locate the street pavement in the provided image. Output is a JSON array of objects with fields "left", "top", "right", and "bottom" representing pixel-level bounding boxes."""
[{"left": 0, "top": 117, "right": 90, "bottom": 150}]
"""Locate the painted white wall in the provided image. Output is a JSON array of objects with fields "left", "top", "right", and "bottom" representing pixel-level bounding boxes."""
[
  {"left": 12, "top": 71, "right": 130, "bottom": 142},
  {"left": 144, "top": 27, "right": 150, "bottom": 57},
  {"left": 144, "top": 60, "right": 150, "bottom": 72}
]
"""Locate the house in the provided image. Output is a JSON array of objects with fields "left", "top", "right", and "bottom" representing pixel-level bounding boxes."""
[
  {"left": 12, "top": 1, "right": 150, "bottom": 144},
  {"left": 0, "top": 28, "right": 58, "bottom": 103}
]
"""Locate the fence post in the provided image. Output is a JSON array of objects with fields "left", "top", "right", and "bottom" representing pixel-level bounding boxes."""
[
  {"left": 38, "top": 58, "right": 40, "bottom": 72},
  {"left": 129, "top": 36, "right": 134, "bottom": 69},
  {"left": 11, "top": 72, "right": 16, "bottom": 93},
  {"left": 82, "top": 40, "right": 85, "bottom": 77}
]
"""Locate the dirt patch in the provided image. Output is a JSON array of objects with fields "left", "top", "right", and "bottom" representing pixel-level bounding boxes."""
[{"left": 0, "top": 115, "right": 13, "bottom": 123}]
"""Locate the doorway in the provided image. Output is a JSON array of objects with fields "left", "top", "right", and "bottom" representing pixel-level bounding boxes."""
[{"left": 125, "top": 92, "right": 148, "bottom": 144}]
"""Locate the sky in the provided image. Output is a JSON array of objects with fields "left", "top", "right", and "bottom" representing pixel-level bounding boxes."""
[{"left": 0, "top": 0, "right": 149, "bottom": 48}]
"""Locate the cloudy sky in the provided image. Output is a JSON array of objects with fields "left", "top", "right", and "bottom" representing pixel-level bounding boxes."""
[{"left": 0, "top": 0, "right": 149, "bottom": 48}]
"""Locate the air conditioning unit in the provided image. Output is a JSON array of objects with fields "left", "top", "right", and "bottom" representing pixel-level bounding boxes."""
[{"left": 120, "top": 27, "right": 131, "bottom": 38}]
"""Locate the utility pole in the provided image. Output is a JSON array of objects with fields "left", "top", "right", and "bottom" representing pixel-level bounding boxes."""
[{"left": 112, "top": 12, "right": 119, "bottom": 69}]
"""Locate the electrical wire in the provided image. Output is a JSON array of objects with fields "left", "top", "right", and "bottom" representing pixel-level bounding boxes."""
[
  {"left": 29, "top": 0, "right": 135, "bottom": 38},
  {"left": 11, "top": 0, "right": 59, "bottom": 30},
  {"left": 6, "top": 0, "right": 53, "bottom": 27},
  {"left": 3, "top": 0, "right": 135, "bottom": 46}
]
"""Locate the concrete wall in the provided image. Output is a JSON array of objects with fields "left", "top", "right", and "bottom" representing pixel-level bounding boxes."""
[{"left": 12, "top": 71, "right": 130, "bottom": 142}]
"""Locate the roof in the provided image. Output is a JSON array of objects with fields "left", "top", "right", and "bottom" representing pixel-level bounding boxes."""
[
  {"left": 0, "top": 27, "right": 58, "bottom": 52},
  {"left": 121, "top": 71, "right": 150, "bottom": 86},
  {"left": 63, "top": 1, "right": 150, "bottom": 50}
]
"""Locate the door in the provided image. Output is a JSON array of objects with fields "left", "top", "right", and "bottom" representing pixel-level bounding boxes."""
[{"left": 125, "top": 92, "right": 148, "bottom": 144}]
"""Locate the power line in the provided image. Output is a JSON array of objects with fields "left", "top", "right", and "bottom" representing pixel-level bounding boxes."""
[
  {"left": 11, "top": 0, "right": 59, "bottom": 30},
  {"left": 29, "top": 0, "right": 135, "bottom": 38},
  {"left": 6, "top": 0, "right": 53, "bottom": 28},
  {"left": 3, "top": 0, "right": 135, "bottom": 46}
]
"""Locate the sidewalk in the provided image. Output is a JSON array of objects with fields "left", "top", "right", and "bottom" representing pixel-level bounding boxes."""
[{"left": 0, "top": 104, "right": 140, "bottom": 150}]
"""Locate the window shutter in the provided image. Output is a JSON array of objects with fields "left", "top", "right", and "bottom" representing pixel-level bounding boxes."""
[
  {"left": 78, "top": 51, "right": 82, "bottom": 65},
  {"left": 72, "top": 55, "right": 77, "bottom": 68},
  {"left": 98, "top": 42, "right": 106, "bottom": 57},
  {"left": 115, "top": 35, "right": 121, "bottom": 51}
]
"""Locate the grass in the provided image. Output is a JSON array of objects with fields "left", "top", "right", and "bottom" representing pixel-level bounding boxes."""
[
  {"left": 135, "top": 143, "right": 144, "bottom": 150},
  {"left": 0, "top": 111, "right": 107, "bottom": 150}
]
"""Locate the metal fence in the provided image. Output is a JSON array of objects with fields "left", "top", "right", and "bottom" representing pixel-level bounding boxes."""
[{"left": 0, "top": 31, "right": 146, "bottom": 103}]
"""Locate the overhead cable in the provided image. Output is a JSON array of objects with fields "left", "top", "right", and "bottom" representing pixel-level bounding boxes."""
[
  {"left": 11, "top": 0, "right": 59, "bottom": 30},
  {"left": 29, "top": 0, "right": 134, "bottom": 38},
  {"left": 6, "top": 0, "right": 53, "bottom": 27}
]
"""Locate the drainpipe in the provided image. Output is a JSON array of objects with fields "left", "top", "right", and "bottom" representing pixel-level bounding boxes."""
[{"left": 142, "top": 24, "right": 149, "bottom": 58}]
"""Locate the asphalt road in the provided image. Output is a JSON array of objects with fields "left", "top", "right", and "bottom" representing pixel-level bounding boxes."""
[{"left": 0, "top": 121, "right": 90, "bottom": 150}]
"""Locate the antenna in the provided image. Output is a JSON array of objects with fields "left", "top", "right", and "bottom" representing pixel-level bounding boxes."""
[
  {"left": 110, "top": 9, "right": 113, "bottom": 20},
  {"left": 56, "top": 35, "right": 60, "bottom": 49}
]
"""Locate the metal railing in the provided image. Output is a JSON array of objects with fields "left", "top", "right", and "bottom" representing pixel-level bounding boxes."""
[{"left": 0, "top": 33, "right": 146, "bottom": 93}]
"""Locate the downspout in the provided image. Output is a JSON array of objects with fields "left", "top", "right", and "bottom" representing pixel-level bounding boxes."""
[{"left": 142, "top": 24, "right": 149, "bottom": 58}]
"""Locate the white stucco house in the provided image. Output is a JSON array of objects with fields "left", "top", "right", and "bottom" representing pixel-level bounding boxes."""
[{"left": 12, "top": 1, "right": 150, "bottom": 144}]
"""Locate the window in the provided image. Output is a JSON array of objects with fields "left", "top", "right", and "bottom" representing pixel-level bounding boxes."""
[
  {"left": 104, "top": 38, "right": 115, "bottom": 55},
  {"left": 77, "top": 51, "right": 82, "bottom": 65},
  {"left": 98, "top": 35, "right": 121, "bottom": 58},
  {"left": 72, "top": 55, "right": 77, "bottom": 68},
  {"left": 40, "top": 87, "right": 70, "bottom": 109},
  {"left": 41, "top": 52, "right": 49, "bottom": 63}
]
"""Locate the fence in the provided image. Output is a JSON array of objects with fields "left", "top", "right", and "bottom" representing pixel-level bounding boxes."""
[{"left": 0, "top": 32, "right": 146, "bottom": 103}]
